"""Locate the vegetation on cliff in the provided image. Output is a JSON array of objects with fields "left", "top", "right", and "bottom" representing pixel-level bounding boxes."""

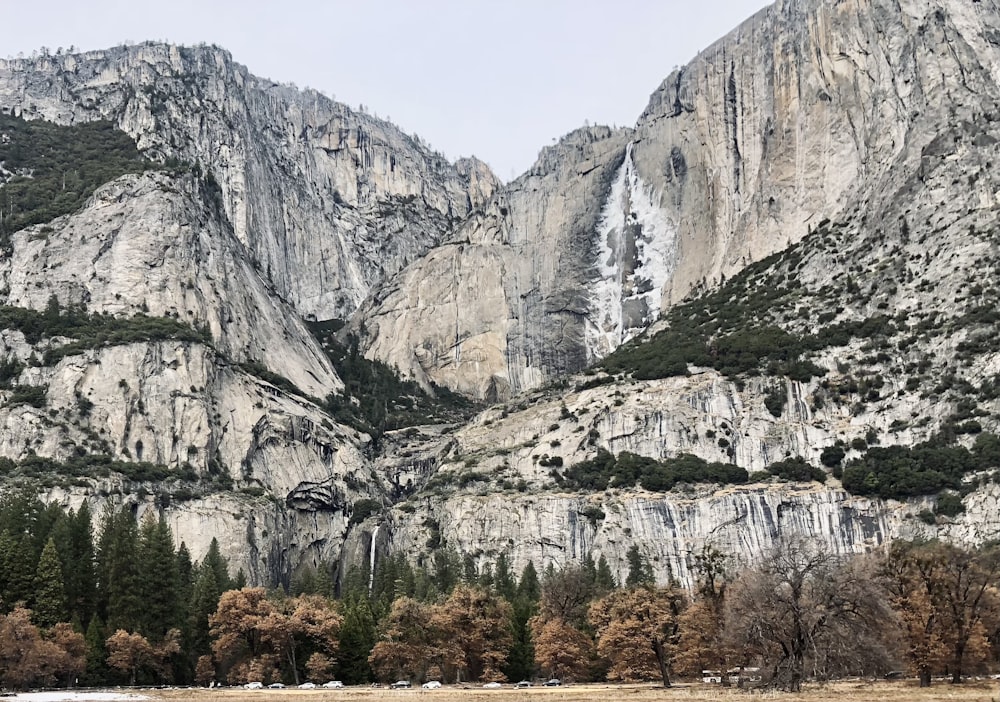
[{"left": 0, "top": 113, "right": 154, "bottom": 242}]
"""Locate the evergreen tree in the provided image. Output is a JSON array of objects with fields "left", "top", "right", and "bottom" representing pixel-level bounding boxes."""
[
  {"left": 175, "top": 542, "right": 194, "bottom": 626},
  {"left": 202, "top": 538, "right": 231, "bottom": 591},
  {"left": 335, "top": 593, "right": 376, "bottom": 684},
  {"left": 7, "top": 534, "right": 37, "bottom": 606},
  {"left": 187, "top": 562, "right": 223, "bottom": 658},
  {"left": 517, "top": 561, "right": 541, "bottom": 602},
  {"left": 97, "top": 506, "right": 141, "bottom": 631},
  {"left": 137, "top": 514, "right": 179, "bottom": 640},
  {"left": 493, "top": 553, "right": 516, "bottom": 601},
  {"left": 82, "top": 615, "right": 109, "bottom": 686},
  {"left": 432, "top": 549, "right": 461, "bottom": 595},
  {"left": 65, "top": 503, "right": 97, "bottom": 625},
  {"left": 504, "top": 595, "right": 537, "bottom": 682},
  {"left": 176, "top": 543, "right": 194, "bottom": 598},
  {"left": 625, "top": 545, "right": 654, "bottom": 587},
  {"left": 0, "top": 531, "right": 17, "bottom": 607},
  {"left": 232, "top": 568, "right": 247, "bottom": 589},
  {"left": 595, "top": 555, "right": 617, "bottom": 593},
  {"left": 314, "top": 562, "right": 335, "bottom": 598},
  {"left": 32, "top": 537, "right": 67, "bottom": 627}
]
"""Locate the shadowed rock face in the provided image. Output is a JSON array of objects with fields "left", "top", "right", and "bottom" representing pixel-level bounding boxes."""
[
  {"left": 358, "top": 0, "right": 1000, "bottom": 399},
  {"left": 0, "top": 42, "right": 498, "bottom": 322}
]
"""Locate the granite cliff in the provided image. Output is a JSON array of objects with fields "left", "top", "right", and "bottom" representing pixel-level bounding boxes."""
[
  {"left": 360, "top": 0, "right": 1000, "bottom": 400},
  {"left": 2, "top": 0, "right": 1000, "bottom": 588}
]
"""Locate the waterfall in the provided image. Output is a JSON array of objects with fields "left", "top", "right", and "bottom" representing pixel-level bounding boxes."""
[{"left": 368, "top": 524, "right": 380, "bottom": 593}]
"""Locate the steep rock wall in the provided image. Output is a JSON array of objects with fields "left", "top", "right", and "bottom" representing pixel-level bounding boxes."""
[
  {"left": 0, "top": 43, "right": 497, "bottom": 321},
  {"left": 359, "top": 0, "right": 1000, "bottom": 397}
]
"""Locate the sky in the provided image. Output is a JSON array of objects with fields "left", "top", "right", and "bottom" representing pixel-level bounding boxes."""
[{"left": 4, "top": 0, "right": 772, "bottom": 181}]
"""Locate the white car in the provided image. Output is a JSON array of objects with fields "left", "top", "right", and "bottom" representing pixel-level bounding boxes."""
[
  {"left": 244, "top": 681, "right": 263, "bottom": 689},
  {"left": 483, "top": 681, "right": 503, "bottom": 688},
  {"left": 298, "top": 682, "right": 317, "bottom": 689},
  {"left": 422, "top": 680, "right": 442, "bottom": 689},
  {"left": 323, "top": 680, "right": 345, "bottom": 688}
]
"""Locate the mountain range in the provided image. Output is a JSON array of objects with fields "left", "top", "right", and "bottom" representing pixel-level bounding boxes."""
[{"left": 2, "top": 0, "right": 1000, "bottom": 589}]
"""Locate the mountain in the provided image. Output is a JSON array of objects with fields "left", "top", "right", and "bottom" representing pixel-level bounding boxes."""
[{"left": 2, "top": 0, "right": 1000, "bottom": 589}]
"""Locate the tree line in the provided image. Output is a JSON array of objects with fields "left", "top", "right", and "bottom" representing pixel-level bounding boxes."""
[{"left": 2, "top": 490, "right": 1000, "bottom": 691}]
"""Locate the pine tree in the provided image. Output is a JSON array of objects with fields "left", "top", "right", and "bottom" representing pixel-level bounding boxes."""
[
  {"left": 335, "top": 593, "right": 376, "bottom": 683},
  {"left": 7, "top": 534, "right": 37, "bottom": 606},
  {"left": 493, "top": 553, "right": 516, "bottom": 601},
  {"left": 187, "top": 562, "right": 223, "bottom": 658},
  {"left": 82, "top": 615, "right": 109, "bottom": 686},
  {"left": 504, "top": 595, "right": 537, "bottom": 682},
  {"left": 517, "top": 561, "right": 540, "bottom": 602},
  {"left": 202, "top": 538, "right": 231, "bottom": 591},
  {"left": 65, "top": 503, "right": 97, "bottom": 625},
  {"left": 98, "top": 507, "right": 141, "bottom": 632},
  {"left": 137, "top": 514, "right": 179, "bottom": 640},
  {"left": 32, "top": 537, "right": 67, "bottom": 627},
  {"left": 595, "top": 555, "right": 617, "bottom": 593},
  {"left": 625, "top": 545, "right": 654, "bottom": 587}
]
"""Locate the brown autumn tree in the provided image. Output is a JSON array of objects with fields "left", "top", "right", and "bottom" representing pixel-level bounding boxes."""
[
  {"left": 194, "top": 655, "right": 216, "bottom": 686},
  {"left": 258, "top": 594, "right": 341, "bottom": 686},
  {"left": 306, "top": 651, "right": 335, "bottom": 682},
  {"left": 529, "top": 615, "right": 594, "bottom": 681},
  {"left": 0, "top": 607, "right": 78, "bottom": 689},
  {"left": 368, "top": 596, "right": 438, "bottom": 682},
  {"left": 724, "top": 540, "right": 892, "bottom": 692},
  {"left": 210, "top": 587, "right": 277, "bottom": 683},
  {"left": 49, "top": 622, "right": 87, "bottom": 687},
  {"left": 588, "top": 585, "right": 685, "bottom": 687},
  {"left": 210, "top": 588, "right": 342, "bottom": 685},
  {"left": 435, "top": 584, "right": 513, "bottom": 682},
  {"left": 884, "top": 540, "right": 1000, "bottom": 685},
  {"left": 106, "top": 630, "right": 154, "bottom": 685}
]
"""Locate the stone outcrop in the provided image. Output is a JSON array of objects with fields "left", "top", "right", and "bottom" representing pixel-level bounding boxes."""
[{"left": 0, "top": 42, "right": 498, "bottom": 321}]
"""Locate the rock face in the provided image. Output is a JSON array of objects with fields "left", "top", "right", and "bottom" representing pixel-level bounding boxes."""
[
  {"left": 0, "top": 167, "right": 378, "bottom": 581},
  {"left": 360, "top": 0, "right": 1000, "bottom": 398},
  {"left": 0, "top": 43, "right": 498, "bottom": 321},
  {"left": 0, "top": 172, "right": 340, "bottom": 399},
  {"left": 356, "top": 127, "right": 632, "bottom": 400},
  {"left": 2, "top": 0, "right": 1000, "bottom": 589}
]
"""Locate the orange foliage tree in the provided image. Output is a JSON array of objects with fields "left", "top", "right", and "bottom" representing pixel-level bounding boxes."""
[
  {"left": 588, "top": 585, "right": 685, "bottom": 687},
  {"left": 0, "top": 607, "right": 86, "bottom": 689}
]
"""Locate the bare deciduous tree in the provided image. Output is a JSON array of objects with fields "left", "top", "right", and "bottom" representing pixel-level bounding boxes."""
[{"left": 724, "top": 540, "right": 893, "bottom": 691}]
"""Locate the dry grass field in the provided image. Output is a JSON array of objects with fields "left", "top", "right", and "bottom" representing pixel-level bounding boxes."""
[{"left": 138, "top": 679, "right": 1000, "bottom": 702}]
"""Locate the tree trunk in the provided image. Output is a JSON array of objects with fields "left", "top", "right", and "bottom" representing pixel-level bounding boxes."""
[
  {"left": 951, "top": 642, "right": 965, "bottom": 684},
  {"left": 651, "top": 637, "right": 671, "bottom": 688},
  {"left": 919, "top": 668, "right": 932, "bottom": 687}
]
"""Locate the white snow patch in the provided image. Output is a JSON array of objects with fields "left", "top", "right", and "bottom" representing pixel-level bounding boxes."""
[
  {"left": 586, "top": 142, "right": 678, "bottom": 360},
  {"left": 12, "top": 693, "right": 149, "bottom": 702}
]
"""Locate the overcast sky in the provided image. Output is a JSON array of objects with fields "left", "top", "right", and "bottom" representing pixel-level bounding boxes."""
[{"left": 5, "top": 0, "right": 772, "bottom": 180}]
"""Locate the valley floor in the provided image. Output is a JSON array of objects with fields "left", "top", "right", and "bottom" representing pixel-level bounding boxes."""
[{"left": 17, "top": 680, "right": 998, "bottom": 702}]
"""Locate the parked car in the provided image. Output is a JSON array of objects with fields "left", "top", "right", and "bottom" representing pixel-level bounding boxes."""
[
  {"left": 298, "top": 682, "right": 316, "bottom": 689},
  {"left": 244, "top": 681, "right": 263, "bottom": 689},
  {"left": 483, "top": 681, "right": 503, "bottom": 688},
  {"left": 390, "top": 680, "right": 412, "bottom": 689},
  {"left": 323, "top": 680, "right": 345, "bottom": 688},
  {"left": 544, "top": 678, "right": 562, "bottom": 686},
  {"left": 268, "top": 682, "right": 285, "bottom": 689},
  {"left": 515, "top": 680, "right": 532, "bottom": 688},
  {"left": 422, "top": 680, "right": 442, "bottom": 689}
]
